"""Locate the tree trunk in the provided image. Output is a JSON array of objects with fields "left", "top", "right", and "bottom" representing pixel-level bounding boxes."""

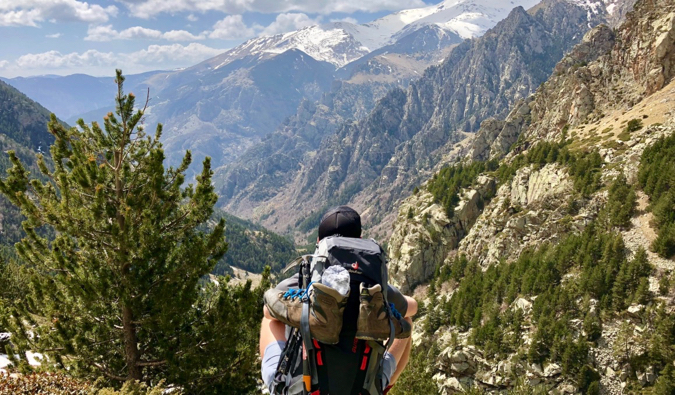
[
  {"left": 122, "top": 304, "right": 142, "bottom": 380},
  {"left": 114, "top": 143, "right": 140, "bottom": 381}
]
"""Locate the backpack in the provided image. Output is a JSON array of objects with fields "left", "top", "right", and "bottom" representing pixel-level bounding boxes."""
[{"left": 271, "top": 236, "right": 397, "bottom": 395}]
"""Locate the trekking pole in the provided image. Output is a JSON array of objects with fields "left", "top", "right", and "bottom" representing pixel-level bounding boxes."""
[{"left": 300, "top": 255, "right": 314, "bottom": 395}]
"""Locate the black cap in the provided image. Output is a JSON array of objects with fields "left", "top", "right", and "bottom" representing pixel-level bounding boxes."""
[{"left": 318, "top": 206, "right": 361, "bottom": 240}]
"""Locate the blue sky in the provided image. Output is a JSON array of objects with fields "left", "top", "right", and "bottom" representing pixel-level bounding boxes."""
[{"left": 0, "top": 0, "right": 435, "bottom": 78}]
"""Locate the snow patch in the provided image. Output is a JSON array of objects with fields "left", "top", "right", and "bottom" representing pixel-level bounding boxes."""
[
  {"left": 208, "top": 0, "right": 548, "bottom": 68},
  {"left": 0, "top": 354, "right": 10, "bottom": 370}
]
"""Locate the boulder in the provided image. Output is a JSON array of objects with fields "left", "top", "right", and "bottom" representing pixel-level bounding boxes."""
[{"left": 544, "top": 363, "right": 562, "bottom": 377}]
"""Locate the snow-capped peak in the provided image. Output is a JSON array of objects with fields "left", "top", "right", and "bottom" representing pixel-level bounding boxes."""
[{"left": 210, "top": 0, "right": 598, "bottom": 69}]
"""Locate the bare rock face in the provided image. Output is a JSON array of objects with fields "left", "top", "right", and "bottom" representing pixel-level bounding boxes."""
[
  {"left": 388, "top": 176, "right": 496, "bottom": 293},
  {"left": 458, "top": 163, "right": 581, "bottom": 267},
  {"left": 384, "top": 2, "right": 675, "bottom": 395},
  {"left": 467, "top": 99, "right": 533, "bottom": 162},
  {"left": 218, "top": 0, "right": 605, "bottom": 239},
  {"left": 523, "top": 0, "right": 675, "bottom": 143}
]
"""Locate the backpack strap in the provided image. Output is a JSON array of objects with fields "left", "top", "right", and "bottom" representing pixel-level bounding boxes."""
[
  {"left": 313, "top": 339, "right": 331, "bottom": 395},
  {"left": 272, "top": 328, "right": 302, "bottom": 394},
  {"left": 360, "top": 340, "right": 386, "bottom": 395},
  {"left": 301, "top": 301, "right": 319, "bottom": 394},
  {"left": 300, "top": 255, "right": 321, "bottom": 395},
  {"left": 349, "top": 340, "right": 369, "bottom": 395}
]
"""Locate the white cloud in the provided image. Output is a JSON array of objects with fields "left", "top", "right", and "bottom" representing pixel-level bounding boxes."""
[
  {"left": 119, "top": 0, "right": 425, "bottom": 19},
  {"left": 0, "top": 0, "right": 117, "bottom": 26},
  {"left": 15, "top": 49, "right": 118, "bottom": 69},
  {"left": 85, "top": 24, "right": 205, "bottom": 41},
  {"left": 208, "top": 12, "right": 321, "bottom": 40},
  {"left": 0, "top": 9, "right": 42, "bottom": 26},
  {"left": 209, "top": 15, "right": 258, "bottom": 40},
  {"left": 330, "top": 17, "right": 358, "bottom": 24},
  {"left": 163, "top": 29, "right": 206, "bottom": 41},
  {"left": 187, "top": 13, "right": 198, "bottom": 22},
  {"left": 131, "top": 43, "right": 222, "bottom": 64},
  {"left": 46, "top": 32, "right": 62, "bottom": 38},
  {"left": 260, "top": 13, "right": 320, "bottom": 36},
  {"left": 7, "top": 43, "right": 224, "bottom": 76}
]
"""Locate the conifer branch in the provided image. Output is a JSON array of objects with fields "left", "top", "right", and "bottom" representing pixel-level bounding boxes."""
[{"left": 92, "top": 362, "right": 127, "bottom": 382}]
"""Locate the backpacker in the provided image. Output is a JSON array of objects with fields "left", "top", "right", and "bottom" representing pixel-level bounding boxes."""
[{"left": 271, "top": 236, "right": 398, "bottom": 395}]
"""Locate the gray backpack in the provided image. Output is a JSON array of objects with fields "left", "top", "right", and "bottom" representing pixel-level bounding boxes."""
[{"left": 272, "top": 236, "right": 396, "bottom": 395}]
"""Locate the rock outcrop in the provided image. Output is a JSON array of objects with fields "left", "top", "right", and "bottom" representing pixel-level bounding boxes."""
[
  {"left": 387, "top": 0, "right": 675, "bottom": 393},
  {"left": 221, "top": 0, "right": 612, "bottom": 240},
  {"left": 388, "top": 176, "right": 496, "bottom": 293}
]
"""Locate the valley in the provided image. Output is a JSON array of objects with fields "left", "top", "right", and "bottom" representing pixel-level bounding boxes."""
[{"left": 2, "top": 0, "right": 675, "bottom": 393}]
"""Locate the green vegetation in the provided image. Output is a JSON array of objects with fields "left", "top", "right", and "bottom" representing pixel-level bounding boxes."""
[
  {"left": 427, "top": 160, "right": 499, "bottom": 217},
  {"left": 212, "top": 210, "right": 296, "bottom": 275},
  {"left": 423, "top": 217, "right": 652, "bottom": 386},
  {"left": 425, "top": 138, "right": 606, "bottom": 235},
  {"left": 638, "top": 132, "right": 675, "bottom": 258},
  {"left": 0, "top": 71, "right": 268, "bottom": 392},
  {"left": 389, "top": 343, "right": 440, "bottom": 395},
  {"left": 626, "top": 119, "right": 644, "bottom": 133},
  {"left": 618, "top": 118, "right": 644, "bottom": 141},
  {"left": 494, "top": 140, "right": 603, "bottom": 196},
  {"left": 603, "top": 174, "right": 637, "bottom": 228}
]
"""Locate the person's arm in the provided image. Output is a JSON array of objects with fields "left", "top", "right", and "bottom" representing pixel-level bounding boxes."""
[
  {"left": 264, "top": 305, "right": 277, "bottom": 320},
  {"left": 260, "top": 274, "right": 299, "bottom": 356},
  {"left": 259, "top": 316, "right": 286, "bottom": 357}
]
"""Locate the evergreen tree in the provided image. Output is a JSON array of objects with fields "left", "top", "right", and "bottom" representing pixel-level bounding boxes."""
[
  {"left": 653, "top": 364, "right": 675, "bottom": 395},
  {"left": 0, "top": 71, "right": 263, "bottom": 391},
  {"left": 605, "top": 174, "right": 636, "bottom": 229}
]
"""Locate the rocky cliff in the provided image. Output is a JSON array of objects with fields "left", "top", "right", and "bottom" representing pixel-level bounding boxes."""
[
  {"left": 387, "top": 0, "right": 675, "bottom": 393},
  {"left": 220, "top": 0, "right": 616, "bottom": 243}
]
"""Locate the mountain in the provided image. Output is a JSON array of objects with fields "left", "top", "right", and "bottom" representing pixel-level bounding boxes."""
[
  {"left": 213, "top": 0, "right": 543, "bottom": 68},
  {"left": 217, "top": 0, "right": 622, "bottom": 242},
  {"left": 0, "top": 80, "right": 56, "bottom": 245},
  {"left": 212, "top": 210, "right": 297, "bottom": 275},
  {"left": 140, "top": 49, "right": 337, "bottom": 172},
  {"left": 5, "top": 1, "right": 557, "bottom": 178},
  {"left": 387, "top": 0, "right": 675, "bottom": 392},
  {"left": 212, "top": 26, "right": 462, "bottom": 211},
  {"left": 1, "top": 71, "right": 166, "bottom": 123}
]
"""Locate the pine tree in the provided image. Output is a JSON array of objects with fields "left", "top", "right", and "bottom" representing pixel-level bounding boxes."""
[{"left": 0, "top": 71, "right": 262, "bottom": 390}]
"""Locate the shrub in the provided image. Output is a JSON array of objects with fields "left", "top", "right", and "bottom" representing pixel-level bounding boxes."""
[{"left": 626, "top": 118, "right": 644, "bottom": 133}]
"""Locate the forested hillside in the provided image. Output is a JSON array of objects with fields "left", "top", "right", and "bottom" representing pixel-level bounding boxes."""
[
  {"left": 219, "top": 0, "right": 620, "bottom": 243},
  {"left": 388, "top": 0, "right": 675, "bottom": 392},
  {"left": 212, "top": 209, "right": 297, "bottom": 275},
  {"left": 0, "top": 80, "right": 57, "bottom": 247}
]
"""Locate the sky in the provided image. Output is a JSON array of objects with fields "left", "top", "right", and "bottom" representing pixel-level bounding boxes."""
[{"left": 0, "top": 0, "right": 435, "bottom": 78}]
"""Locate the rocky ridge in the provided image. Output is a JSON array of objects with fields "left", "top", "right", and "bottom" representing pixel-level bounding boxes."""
[
  {"left": 222, "top": 0, "right": 616, "bottom": 242},
  {"left": 387, "top": 0, "right": 675, "bottom": 392}
]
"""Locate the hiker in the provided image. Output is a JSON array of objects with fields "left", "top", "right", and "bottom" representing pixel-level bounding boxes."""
[{"left": 259, "top": 206, "right": 418, "bottom": 394}]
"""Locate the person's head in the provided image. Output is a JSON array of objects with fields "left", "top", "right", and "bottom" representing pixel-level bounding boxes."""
[{"left": 318, "top": 205, "right": 361, "bottom": 240}]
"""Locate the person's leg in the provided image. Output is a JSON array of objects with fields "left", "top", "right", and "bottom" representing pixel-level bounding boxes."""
[{"left": 386, "top": 317, "right": 413, "bottom": 386}]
